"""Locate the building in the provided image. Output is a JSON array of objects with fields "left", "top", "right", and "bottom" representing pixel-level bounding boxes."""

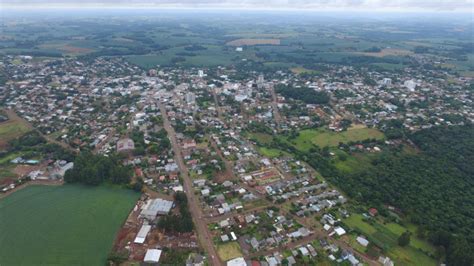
[
  {"left": 186, "top": 92, "right": 196, "bottom": 104},
  {"left": 134, "top": 224, "right": 152, "bottom": 244},
  {"left": 257, "top": 74, "right": 264, "bottom": 88},
  {"left": 117, "top": 138, "right": 135, "bottom": 153},
  {"left": 144, "top": 249, "right": 162, "bottom": 264},
  {"left": 140, "top": 198, "right": 174, "bottom": 220},
  {"left": 227, "top": 257, "right": 247, "bottom": 266}
]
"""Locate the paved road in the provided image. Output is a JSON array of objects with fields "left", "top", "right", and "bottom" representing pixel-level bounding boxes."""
[{"left": 159, "top": 103, "right": 222, "bottom": 266}]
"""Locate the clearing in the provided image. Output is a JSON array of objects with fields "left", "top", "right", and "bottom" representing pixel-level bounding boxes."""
[{"left": 0, "top": 184, "right": 139, "bottom": 265}]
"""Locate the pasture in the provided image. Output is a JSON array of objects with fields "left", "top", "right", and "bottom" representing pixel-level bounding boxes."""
[{"left": 0, "top": 184, "right": 139, "bottom": 265}]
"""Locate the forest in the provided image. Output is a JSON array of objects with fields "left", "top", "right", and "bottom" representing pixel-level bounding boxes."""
[{"left": 275, "top": 84, "right": 330, "bottom": 105}]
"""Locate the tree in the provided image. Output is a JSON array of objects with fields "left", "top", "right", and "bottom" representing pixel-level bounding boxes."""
[{"left": 398, "top": 231, "right": 411, "bottom": 247}]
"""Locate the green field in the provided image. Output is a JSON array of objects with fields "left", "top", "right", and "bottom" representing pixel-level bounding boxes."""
[
  {"left": 0, "top": 120, "right": 31, "bottom": 143},
  {"left": 258, "top": 147, "right": 283, "bottom": 158},
  {"left": 0, "top": 185, "right": 139, "bottom": 265},
  {"left": 344, "top": 214, "right": 436, "bottom": 266},
  {"left": 292, "top": 126, "right": 384, "bottom": 151}
]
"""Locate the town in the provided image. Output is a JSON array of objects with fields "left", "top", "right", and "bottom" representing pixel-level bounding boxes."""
[{"left": 1, "top": 42, "right": 472, "bottom": 266}]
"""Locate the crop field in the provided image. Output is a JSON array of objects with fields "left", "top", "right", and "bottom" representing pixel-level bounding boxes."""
[
  {"left": 343, "top": 214, "right": 436, "bottom": 266},
  {"left": 0, "top": 185, "right": 139, "bottom": 265},
  {"left": 292, "top": 126, "right": 385, "bottom": 150},
  {"left": 217, "top": 242, "right": 243, "bottom": 261},
  {"left": 226, "top": 38, "right": 280, "bottom": 46}
]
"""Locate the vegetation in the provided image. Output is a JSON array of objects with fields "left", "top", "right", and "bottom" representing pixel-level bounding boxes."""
[
  {"left": 156, "top": 192, "right": 194, "bottom": 233},
  {"left": 333, "top": 125, "right": 474, "bottom": 265},
  {"left": 0, "top": 185, "right": 139, "bottom": 265},
  {"left": 275, "top": 84, "right": 330, "bottom": 105},
  {"left": 398, "top": 231, "right": 411, "bottom": 247},
  {"left": 64, "top": 151, "right": 132, "bottom": 186}
]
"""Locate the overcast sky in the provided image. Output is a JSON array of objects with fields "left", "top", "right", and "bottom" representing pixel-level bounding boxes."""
[{"left": 2, "top": 0, "right": 473, "bottom": 11}]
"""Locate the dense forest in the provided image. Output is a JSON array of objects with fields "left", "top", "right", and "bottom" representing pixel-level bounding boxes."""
[
  {"left": 275, "top": 84, "right": 330, "bottom": 105},
  {"left": 64, "top": 152, "right": 132, "bottom": 186},
  {"left": 265, "top": 124, "right": 474, "bottom": 265}
]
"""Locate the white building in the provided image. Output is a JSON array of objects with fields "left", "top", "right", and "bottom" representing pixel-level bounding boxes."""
[
  {"left": 227, "top": 257, "right": 247, "bottom": 266},
  {"left": 134, "top": 224, "right": 152, "bottom": 244},
  {"left": 144, "top": 249, "right": 162, "bottom": 264}
]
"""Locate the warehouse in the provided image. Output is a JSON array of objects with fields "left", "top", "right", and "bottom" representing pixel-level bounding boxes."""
[
  {"left": 140, "top": 198, "right": 174, "bottom": 220},
  {"left": 134, "top": 224, "right": 152, "bottom": 244}
]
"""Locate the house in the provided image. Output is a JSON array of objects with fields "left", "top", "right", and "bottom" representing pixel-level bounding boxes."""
[
  {"left": 334, "top": 226, "right": 346, "bottom": 236},
  {"left": 299, "top": 246, "right": 309, "bottom": 256},
  {"left": 356, "top": 236, "right": 369, "bottom": 247},
  {"left": 144, "top": 249, "right": 162, "bottom": 264},
  {"left": 368, "top": 208, "right": 378, "bottom": 216}
]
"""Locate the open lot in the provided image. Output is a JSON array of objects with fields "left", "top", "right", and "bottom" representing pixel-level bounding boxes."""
[
  {"left": 0, "top": 184, "right": 139, "bottom": 265},
  {"left": 217, "top": 242, "right": 243, "bottom": 261}
]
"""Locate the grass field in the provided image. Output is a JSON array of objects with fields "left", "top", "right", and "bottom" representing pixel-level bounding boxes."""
[
  {"left": 217, "top": 242, "right": 243, "bottom": 261},
  {"left": 0, "top": 118, "right": 31, "bottom": 147},
  {"left": 344, "top": 214, "right": 436, "bottom": 266},
  {"left": 258, "top": 147, "right": 283, "bottom": 158},
  {"left": 292, "top": 126, "right": 384, "bottom": 151},
  {"left": 0, "top": 184, "right": 139, "bottom": 265}
]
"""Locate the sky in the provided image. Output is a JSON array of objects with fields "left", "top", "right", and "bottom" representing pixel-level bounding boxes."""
[{"left": 1, "top": 0, "right": 473, "bottom": 12}]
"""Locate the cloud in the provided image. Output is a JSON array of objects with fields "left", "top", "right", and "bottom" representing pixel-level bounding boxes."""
[{"left": 2, "top": 0, "right": 472, "bottom": 11}]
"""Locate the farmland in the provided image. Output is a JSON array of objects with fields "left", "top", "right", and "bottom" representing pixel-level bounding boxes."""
[{"left": 0, "top": 185, "right": 139, "bottom": 265}]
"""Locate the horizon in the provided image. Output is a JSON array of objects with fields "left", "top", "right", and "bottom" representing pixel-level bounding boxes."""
[{"left": 1, "top": 0, "right": 473, "bottom": 13}]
